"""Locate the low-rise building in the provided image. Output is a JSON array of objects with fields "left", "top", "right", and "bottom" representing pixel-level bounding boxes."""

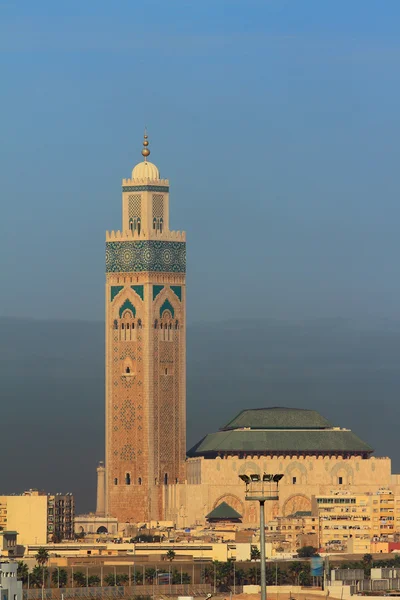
[
  {"left": 0, "top": 562, "right": 23, "bottom": 600},
  {"left": 0, "top": 490, "right": 74, "bottom": 547},
  {"left": 267, "top": 511, "right": 319, "bottom": 553}
]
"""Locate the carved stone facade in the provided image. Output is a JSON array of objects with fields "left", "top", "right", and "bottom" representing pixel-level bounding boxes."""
[
  {"left": 105, "top": 138, "right": 186, "bottom": 523},
  {"left": 165, "top": 455, "right": 400, "bottom": 528}
]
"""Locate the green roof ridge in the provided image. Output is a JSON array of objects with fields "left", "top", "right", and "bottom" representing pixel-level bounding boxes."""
[{"left": 222, "top": 407, "right": 333, "bottom": 431}]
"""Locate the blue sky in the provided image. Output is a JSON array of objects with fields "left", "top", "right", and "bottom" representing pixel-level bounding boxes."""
[{"left": 1, "top": 0, "right": 400, "bottom": 323}]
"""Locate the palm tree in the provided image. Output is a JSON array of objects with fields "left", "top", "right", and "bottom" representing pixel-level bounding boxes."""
[
  {"left": 72, "top": 571, "right": 86, "bottom": 587},
  {"left": 145, "top": 568, "right": 156, "bottom": 583},
  {"left": 88, "top": 575, "right": 100, "bottom": 587},
  {"left": 35, "top": 548, "right": 49, "bottom": 567},
  {"left": 248, "top": 566, "right": 260, "bottom": 585},
  {"left": 30, "top": 566, "right": 49, "bottom": 588},
  {"left": 17, "top": 562, "right": 29, "bottom": 585},
  {"left": 116, "top": 574, "right": 129, "bottom": 586},
  {"left": 288, "top": 561, "right": 303, "bottom": 585},
  {"left": 251, "top": 546, "right": 261, "bottom": 561},
  {"left": 166, "top": 549, "right": 176, "bottom": 561},
  {"left": 51, "top": 568, "right": 68, "bottom": 587}
]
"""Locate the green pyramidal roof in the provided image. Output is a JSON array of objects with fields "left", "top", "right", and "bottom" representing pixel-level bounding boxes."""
[
  {"left": 206, "top": 501, "right": 242, "bottom": 520},
  {"left": 187, "top": 407, "right": 373, "bottom": 457},
  {"left": 222, "top": 407, "right": 332, "bottom": 430}
]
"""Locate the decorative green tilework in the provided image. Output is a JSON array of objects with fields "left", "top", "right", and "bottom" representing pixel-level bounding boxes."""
[
  {"left": 106, "top": 241, "right": 186, "bottom": 273},
  {"left": 122, "top": 185, "right": 169, "bottom": 192},
  {"left": 153, "top": 285, "right": 164, "bottom": 300},
  {"left": 110, "top": 285, "right": 124, "bottom": 302},
  {"left": 170, "top": 285, "right": 182, "bottom": 301},
  {"left": 119, "top": 299, "right": 136, "bottom": 318},
  {"left": 132, "top": 285, "right": 144, "bottom": 300},
  {"left": 160, "top": 298, "right": 174, "bottom": 318}
]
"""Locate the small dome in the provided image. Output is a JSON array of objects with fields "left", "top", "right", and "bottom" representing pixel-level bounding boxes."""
[{"left": 132, "top": 160, "right": 160, "bottom": 181}]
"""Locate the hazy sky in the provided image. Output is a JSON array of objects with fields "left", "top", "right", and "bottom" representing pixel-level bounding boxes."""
[{"left": 1, "top": 1, "right": 400, "bottom": 324}]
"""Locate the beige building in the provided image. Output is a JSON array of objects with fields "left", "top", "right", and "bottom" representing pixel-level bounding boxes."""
[
  {"left": 371, "top": 489, "right": 398, "bottom": 538},
  {"left": 0, "top": 490, "right": 75, "bottom": 546},
  {"left": 267, "top": 512, "right": 319, "bottom": 553},
  {"left": 0, "top": 492, "right": 48, "bottom": 546},
  {"left": 313, "top": 491, "right": 371, "bottom": 551},
  {"left": 100, "top": 136, "right": 400, "bottom": 533}
]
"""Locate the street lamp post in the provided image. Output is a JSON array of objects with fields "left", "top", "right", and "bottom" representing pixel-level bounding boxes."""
[{"left": 239, "top": 473, "right": 284, "bottom": 600}]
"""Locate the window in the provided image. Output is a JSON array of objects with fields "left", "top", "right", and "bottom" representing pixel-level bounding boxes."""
[
  {"left": 125, "top": 473, "right": 131, "bottom": 485},
  {"left": 338, "top": 477, "right": 343, "bottom": 485},
  {"left": 113, "top": 320, "right": 118, "bottom": 330},
  {"left": 125, "top": 366, "right": 131, "bottom": 374},
  {"left": 164, "top": 473, "right": 168, "bottom": 485},
  {"left": 138, "top": 477, "right": 142, "bottom": 485},
  {"left": 292, "top": 476, "right": 297, "bottom": 484},
  {"left": 114, "top": 478, "right": 118, "bottom": 485}
]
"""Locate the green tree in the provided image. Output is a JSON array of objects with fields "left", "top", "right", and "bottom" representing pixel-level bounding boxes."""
[
  {"left": 133, "top": 571, "right": 143, "bottom": 585},
  {"left": 145, "top": 568, "right": 156, "bottom": 583},
  {"left": 172, "top": 569, "right": 191, "bottom": 584},
  {"left": 251, "top": 546, "right": 261, "bottom": 561},
  {"left": 104, "top": 573, "right": 116, "bottom": 586},
  {"left": 166, "top": 549, "right": 176, "bottom": 561},
  {"left": 35, "top": 547, "right": 49, "bottom": 566},
  {"left": 88, "top": 575, "right": 100, "bottom": 587},
  {"left": 17, "top": 562, "right": 29, "bottom": 585},
  {"left": 116, "top": 574, "right": 129, "bottom": 586},
  {"left": 51, "top": 568, "right": 68, "bottom": 587},
  {"left": 362, "top": 553, "right": 373, "bottom": 575},
  {"left": 72, "top": 571, "right": 86, "bottom": 587},
  {"left": 234, "top": 568, "right": 246, "bottom": 585},
  {"left": 248, "top": 566, "right": 260, "bottom": 585},
  {"left": 297, "top": 546, "right": 318, "bottom": 558},
  {"left": 288, "top": 561, "right": 303, "bottom": 585},
  {"left": 30, "top": 566, "right": 49, "bottom": 588}
]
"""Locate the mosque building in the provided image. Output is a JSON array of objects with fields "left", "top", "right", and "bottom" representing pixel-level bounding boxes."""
[{"left": 101, "top": 136, "right": 400, "bottom": 530}]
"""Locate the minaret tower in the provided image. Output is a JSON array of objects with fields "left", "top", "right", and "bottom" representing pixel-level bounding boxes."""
[{"left": 105, "top": 133, "right": 186, "bottom": 523}]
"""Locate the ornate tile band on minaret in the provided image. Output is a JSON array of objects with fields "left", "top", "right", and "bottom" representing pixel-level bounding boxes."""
[{"left": 106, "top": 240, "right": 186, "bottom": 273}]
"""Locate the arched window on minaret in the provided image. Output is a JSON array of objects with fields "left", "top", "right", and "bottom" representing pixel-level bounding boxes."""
[
  {"left": 125, "top": 473, "right": 131, "bottom": 485},
  {"left": 164, "top": 473, "right": 168, "bottom": 485}
]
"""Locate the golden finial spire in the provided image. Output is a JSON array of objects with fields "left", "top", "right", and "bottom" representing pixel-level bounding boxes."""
[{"left": 141, "top": 127, "right": 150, "bottom": 161}]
